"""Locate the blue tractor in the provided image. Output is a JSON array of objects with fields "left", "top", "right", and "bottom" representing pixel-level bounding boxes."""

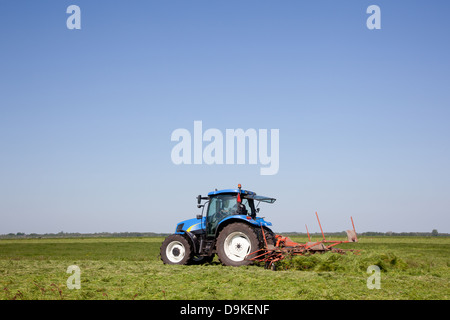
[{"left": 160, "top": 184, "right": 276, "bottom": 266}]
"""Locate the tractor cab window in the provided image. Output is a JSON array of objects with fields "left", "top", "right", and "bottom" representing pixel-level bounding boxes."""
[{"left": 206, "top": 194, "right": 254, "bottom": 236}]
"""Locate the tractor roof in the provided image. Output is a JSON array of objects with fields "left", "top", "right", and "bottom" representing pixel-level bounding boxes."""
[
  {"left": 208, "top": 189, "right": 276, "bottom": 203},
  {"left": 208, "top": 189, "right": 255, "bottom": 196}
]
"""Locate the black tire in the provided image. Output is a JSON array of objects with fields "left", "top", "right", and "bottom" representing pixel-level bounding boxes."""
[
  {"left": 258, "top": 227, "right": 275, "bottom": 247},
  {"left": 189, "top": 254, "right": 215, "bottom": 265},
  {"left": 216, "top": 223, "right": 261, "bottom": 267},
  {"left": 160, "top": 234, "right": 192, "bottom": 265}
]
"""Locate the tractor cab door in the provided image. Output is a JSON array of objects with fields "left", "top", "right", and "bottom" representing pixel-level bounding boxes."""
[
  {"left": 206, "top": 194, "right": 238, "bottom": 237},
  {"left": 206, "top": 194, "right": 254, "bottom": 237}
]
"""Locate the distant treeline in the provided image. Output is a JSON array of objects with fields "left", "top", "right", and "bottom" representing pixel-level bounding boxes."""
[
  {"left": 0, "top": 229, "right": 447, "bottom": 239},
  {"left": 0, "top": 231, "right": 171, "bottom": 239}
]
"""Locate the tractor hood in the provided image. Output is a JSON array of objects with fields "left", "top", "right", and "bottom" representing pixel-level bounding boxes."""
[{"left": 175, "top": 217, "right": 205, "bottom": 234}]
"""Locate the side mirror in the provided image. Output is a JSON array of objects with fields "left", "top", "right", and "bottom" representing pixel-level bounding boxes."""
[{"left": 197, "top": 195, "right": 202, "bottom": 205}]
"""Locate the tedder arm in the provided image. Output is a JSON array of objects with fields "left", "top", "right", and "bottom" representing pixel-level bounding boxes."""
[{"left": 248, "top": 212, "right": 359, "bottom": 270}]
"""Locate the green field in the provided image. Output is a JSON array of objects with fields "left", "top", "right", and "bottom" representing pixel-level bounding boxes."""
[{"left": 0, "top": 236, "right": 448, "bottom": 300}]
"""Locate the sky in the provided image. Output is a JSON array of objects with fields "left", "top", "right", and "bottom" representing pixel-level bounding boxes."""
[{"left": 0, "top": 0, "right": 449, "bottom": 234}]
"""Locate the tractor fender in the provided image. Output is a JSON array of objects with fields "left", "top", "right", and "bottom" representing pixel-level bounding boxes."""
[
  {"left": 183, "top": 231, "right": 198, "bottom": 254},
  {"left": 215, "top": 215, "right": 272, "bottom": 238},
  {"left": 171, "top": 230, "right": 199, "bottom": 255}
]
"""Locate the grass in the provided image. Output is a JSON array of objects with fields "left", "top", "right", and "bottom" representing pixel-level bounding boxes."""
[{"left": 0, "top": 236, "right": 448, "bottom": 300}]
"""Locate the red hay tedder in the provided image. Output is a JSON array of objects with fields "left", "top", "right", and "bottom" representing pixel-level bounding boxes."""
[{"left": 248, "top": 212, "right": 359, "bottom": 270}]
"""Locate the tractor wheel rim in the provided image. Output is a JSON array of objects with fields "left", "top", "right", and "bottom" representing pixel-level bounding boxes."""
[
  {"left": 166, "top": 241, "right": 185, "bottom": 263},
  {"left": 224, "top": 231, "right": 251, "bottom": 262}
]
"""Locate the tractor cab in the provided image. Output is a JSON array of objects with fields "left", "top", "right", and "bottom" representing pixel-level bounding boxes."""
[
  {"left": 161, "top": 184, "right": 276, "bottom": 266},
  {"left": 201, "top": 185, "right": 275, "bottom": 237}
]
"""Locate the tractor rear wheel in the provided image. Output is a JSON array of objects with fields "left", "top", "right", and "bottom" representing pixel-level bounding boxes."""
[
  {"left": 216, "top": 223, "right": 260, "bottom": 267},
  {"left": 160, "top": 234, "right": 192, "bottom": 265}
]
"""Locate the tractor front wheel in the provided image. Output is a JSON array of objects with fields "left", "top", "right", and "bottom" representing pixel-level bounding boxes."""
[
  {"left": 216, "top": 223, "right": 260, "bottom": 267},
  {"left": 160, "top": 234, "right": 192, "bottom": 265}
]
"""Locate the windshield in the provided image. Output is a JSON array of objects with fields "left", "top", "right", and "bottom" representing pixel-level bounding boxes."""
[
  {"left": 206, "top": 194, "right": 256, "bottom": 236},
  {"left": 207, "top": 195, "right": 255, "bottom": 217}
]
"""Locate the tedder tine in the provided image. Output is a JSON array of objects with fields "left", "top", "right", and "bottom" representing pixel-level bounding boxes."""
[
  {"left": 305, "top": 224, "right": 311, "bottom": 242},
  {"left": 315, "top": 211, "right": 326, "bottom": 241}
]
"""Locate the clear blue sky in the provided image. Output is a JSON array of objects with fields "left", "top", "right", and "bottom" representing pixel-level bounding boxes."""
[{"left": 1, "top": 1, "right": 449, "bottom": 234}]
